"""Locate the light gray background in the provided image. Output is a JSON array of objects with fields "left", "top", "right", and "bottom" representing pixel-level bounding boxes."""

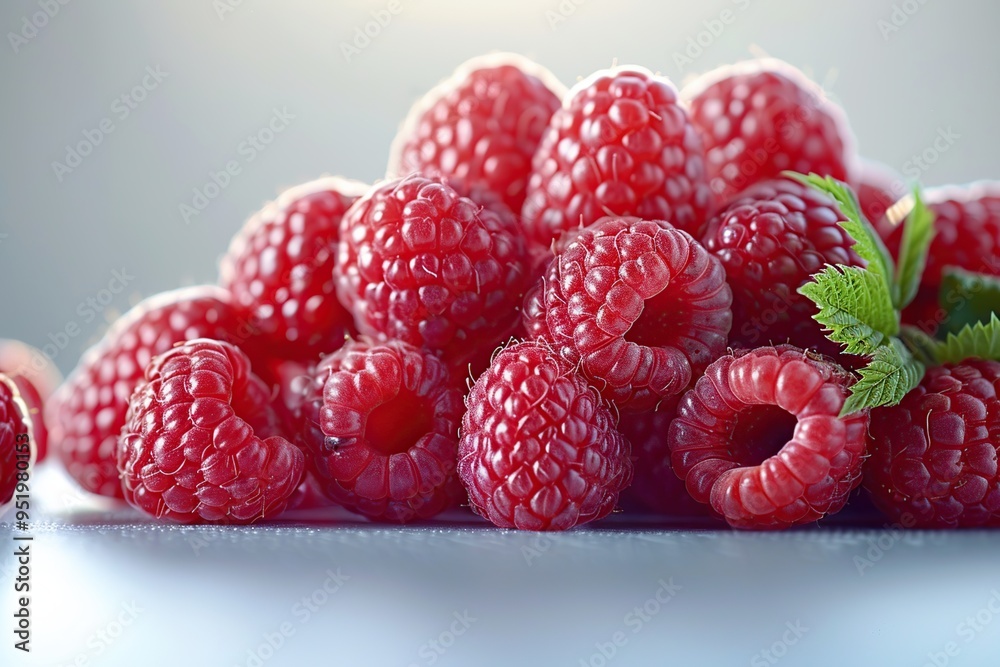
[
  {"left": 1, "top": 0, "right": 998, "bottom": 373},
  {"left": 3, "top": 2, "right": 1000, "bottom": 666}
]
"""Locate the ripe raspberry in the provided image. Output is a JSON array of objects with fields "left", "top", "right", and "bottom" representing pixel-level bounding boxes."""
[
  {"left": 521, "top": 66, "right": 713, "bottom": 247},
  {"left": 539, "top": 216, "right": 731, "bottom": 411},
  {"left": 335, "top": 176, "right": 530, "bottom": 369},
  {"left": 0, "top": 339, "right": 62, "bottom": 461},
  {"left": 864, "top": 360, "right": 1000, "bottom": 528},
  {"left": 118, "top": 339, "right": 303, "bottom": 524},
  {"left": 388, "top": 53, "right": 565, "bottom": 214},
  {"left": 683, "top": 59, "right": 856, "bottom": 205},
  {"left": 878, "top": 182, "right": 1000, "bottom": 334},
  {"left": 46, "top": 286, "right": 246, "bottom": 498},
  {"left": 617, "top": 397, "right": 711, "bottom": 518},
  {"left": 458, "top": 340, "right": 631, "bottom": 530},
  {"left": 296, "top": 338, "right": 465, "bottom": 523},
  {"left": 668, "top": 345, "right": 869, "bottom": 529},
  {"left": 1, "top": 374, "right": 34, "bottom": 510},
  {"left": 853, "top": 158, "right": 902, "bottom": 227},
  {"left": 700, "top": 178, "right": 860, "bottom": 356},
  {"left": 220, "top": 176, "right": 367, "bottom": 361}
]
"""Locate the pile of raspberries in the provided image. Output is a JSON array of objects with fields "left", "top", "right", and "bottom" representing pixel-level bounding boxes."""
[{"left": 3, "top": 54, "right": 1000, "bottom": 531}]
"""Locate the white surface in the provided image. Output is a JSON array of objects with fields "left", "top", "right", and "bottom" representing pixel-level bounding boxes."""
[{"left": 2, "top": 467, "right": 1000, "bottom": 666}]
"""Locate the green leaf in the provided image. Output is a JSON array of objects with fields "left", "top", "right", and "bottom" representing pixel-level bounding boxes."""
[
  {"left": 894, "top": 187, "right": 935, "bottom": 310},
  {"left": 937, "top": 268, "right": 1000, "bottom": 337},
  {"left": 784, "top": 172, "right": 896, "bottom": 296},
  {"left": 936, "top": 313, "right": 1000, "bottom": 364},
  {"left": 898, "top": 325, "right": 940, "bottom": 367},
  {"left": 841, "top": 338, "right": 925, "bottom": 416},
  {"left": 798, "top": 265, "right": 898, "bottom": 355}
]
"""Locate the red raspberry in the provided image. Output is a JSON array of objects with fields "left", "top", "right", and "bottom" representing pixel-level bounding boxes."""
[
  {"left": 617, "top": 398, "right": 711, "bottom": 518},
  {"left": 668, "top": 345, "right": 869, "bottom": 529},
  {"left": 1, "top": 374, "right": 34, "bottom": 510},
  {"left": 538, "top": 216, "right": 731, "bottom": 411},
  {"left": 220, "top": 176, "right": 367, "bottom": 361},
  {"left": 458, "top": 340, "right": 632, "bottom": 530},
  {"left": 521, "top": 66, "right": 713, "bottom": 248},
  {"left": 853, "top": 158, "right": 903, "bottom": 227},
  {"left": 335, "top": 176, "right": 530, "bottom": 369},
  {"left": 878, "top": 182, "right": 1000, "bottom": 334},
  {"left": 118, "top": 339, "right": 303, "bottom": 524},
  {"left": 700, "top": 178, "right": 860, "bottom": 356},
  {"left": 0, "top": 339, "right": 62, "bottom": 461},
  {"left": 46, "top": 286, "right": 246, "bottom": 498},
  {"left": 388, "top": 53, "right": 565, "bottom": 214},
  {"left": 683, "top": 59, "right": 856, "bottom": 206},
  {"left": 296, "top": 338, "right": 465, "bottom": 523},
  {"left": 864, "top": 360, "right": 1000, "bottom": 528}
]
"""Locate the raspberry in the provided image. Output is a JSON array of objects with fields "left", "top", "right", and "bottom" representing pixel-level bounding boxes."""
[
  {"left": 700, "top": 178, "right": 860, "bottom": 356},
  {"left": 46, "top": 286, "right": 246, "bottom": 498},
  {"left": 0, "top": 374, "right": 34, "bottom": 510},
  {"left": 878, "top": 182, "right": 1000, "bottom": 334},
  {"left": 853, "top": 158, "right": 902, "bottom": 227},
  {"left": 683, "top": 59, "right": 856, "bottom": 206},
  {"left": 521, "top": 66, "right": 713, "bottom": 248},
  {"left": 0, "top": 339, "right": 62, "bottom": 461},
  {"left": 118, "top": 339, "right": 303, "bottom": 524},
  {"left": 668, "top": 345, "right": 869, "bottom": 529},
  {"left": 388, "top": 53, "right": 565, "bottom": 214},
  {"left": 220, "top": 176, "right": 367, "bottom": 361},
  {"left": 334, "top": 176, "right": 530, "bottom": 369},
  {"left": 609, "top": 375, "right": 725, "bottom": 523},
  {"left": 458, "top": 340, "right": 631, "bottom": 530},
  {"left": 864, "top": 360, "right": 1000, "bottom": 528},
  {"left": 617, "top": 398, "right": 711, "bottom": 518},
  {"left": 296, "top": 338, "right": 465, "bottom": 523},
  {"left": 538, "top": 216, "right": 732, "bottom": 411}
]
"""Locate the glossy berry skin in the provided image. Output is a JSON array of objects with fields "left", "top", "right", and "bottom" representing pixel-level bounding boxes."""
[
  {"left": 853, "top": 158, "right": 902, "bottom": 228},
  {"left": 388, "top": 53, "right": 565, "bottom": 214},
  {"left": 878, "top": 182, "right": 1000, "bottom": 334},
  {"left": 220, "top": 176, "right": 367, "bottom": 361},
  {"left": 1, "top": 375, "right": 34, "bottom": 511},
  {"left": 683, "top": 59, "right": 855, "bottom": 206},
  {"left": 864, "top": 360, "right": 1000, "bottom": 528},
  {"left": 0, "top": 339, "right": 62, "bottom": 461},
  {"left": 458, "top": 341, "right": 632, "bottom": 530},
  {"left": 618, "top": 397, "right": 711, "bottom": 517},
  {"left": 700, "top": 179, "right": 860, "bottom": 356},
  {"left": 297, "top": 338, "right": 465, "bottom": 523},
  {"left": 335, "top": 176, "right": 530, "bottom": 369},
  {"left": 46, "top": 286, "right": 246, "bottom": 499},
  {"left": 535, "top": 216, "right": 732, "bottom": 411},
  {"left": 669, "top": 345, "right": 869, "bottom": 530},
  {"left": 118, "top": 339, "right": 303, "bottom": 524},
  {"left": 522, "top": 66, "right": 713, "bottom": 248}
]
